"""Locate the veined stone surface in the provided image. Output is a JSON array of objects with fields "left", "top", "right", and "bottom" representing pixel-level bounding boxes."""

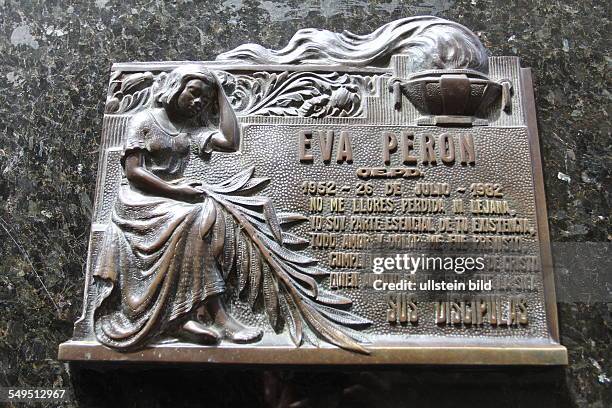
[{"left": 0, "top": 1, "right": 609, "bottom": 407}]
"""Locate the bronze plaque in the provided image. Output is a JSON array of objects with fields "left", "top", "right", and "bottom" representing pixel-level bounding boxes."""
[{"left": 59, "top": 17, "right": 567, "bottom": 365}]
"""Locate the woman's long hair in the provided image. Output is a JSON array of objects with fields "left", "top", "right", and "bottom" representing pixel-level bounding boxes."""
[
  {"left": 153, "top": 64, "right": 219, "bottom": 126},
  {"left": 151, "top": 64, "right": 240, "bottom": 148}
]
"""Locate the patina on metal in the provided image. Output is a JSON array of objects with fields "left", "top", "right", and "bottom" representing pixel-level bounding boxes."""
[{"left": 59, "top": 16, "right": 567, "bottom": 365}]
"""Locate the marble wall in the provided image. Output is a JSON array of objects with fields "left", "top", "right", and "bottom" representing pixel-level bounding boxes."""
[{"left": 0, "top": 1, "right": 609, "bottom": 407}]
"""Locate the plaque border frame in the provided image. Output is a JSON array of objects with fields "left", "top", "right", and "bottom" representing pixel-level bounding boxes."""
[{"left": 58, "top": 64, "right": 568, "bottom": 366}]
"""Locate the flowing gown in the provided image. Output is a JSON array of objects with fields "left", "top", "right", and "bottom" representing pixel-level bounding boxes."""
[{"left": 93, "top": 110, "right": 225, "bottom": 349}]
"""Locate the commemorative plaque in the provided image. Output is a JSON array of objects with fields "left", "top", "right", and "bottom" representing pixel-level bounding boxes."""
[{"left": 59, "top": 16, "right": 567, "bottom": 365}]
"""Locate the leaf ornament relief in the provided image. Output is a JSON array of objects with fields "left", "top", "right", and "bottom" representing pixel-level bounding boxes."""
[
  {"left": 223, "top": 71, "right": 373, "bottom": 118},
  {"left": 105, "top": 71, "right": 156, "bottom": 114}
]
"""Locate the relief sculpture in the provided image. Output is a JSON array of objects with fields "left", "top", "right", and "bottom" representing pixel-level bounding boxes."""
[{"left": 93, "top": 64, "right": 370, "bottom": 353}]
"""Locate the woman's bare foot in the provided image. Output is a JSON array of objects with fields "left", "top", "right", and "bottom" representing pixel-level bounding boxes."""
[
  {"left": 206, "top": 295, "right": 263, "bottom": 343},
  {"left": 219, "top": 316, "right": 263, "bottom": 343},
  {"left": 178, "top": 320, "right": 221, "bottom": 344}
]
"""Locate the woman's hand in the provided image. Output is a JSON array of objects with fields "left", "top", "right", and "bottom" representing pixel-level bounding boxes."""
[
  {"left": 172, "top": 181, "right": 206, "bottom": 201},
  {"left": 125, "top": 152, "right": 206, "bottom": 202}
]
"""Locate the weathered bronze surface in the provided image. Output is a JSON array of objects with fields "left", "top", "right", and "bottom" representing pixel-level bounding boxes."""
[{"left": 59, "top": 16, "right": 567, "bottom": 365}]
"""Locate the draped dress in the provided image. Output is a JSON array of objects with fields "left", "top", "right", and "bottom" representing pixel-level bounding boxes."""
[{"left": 93, "top": 109, "right": 225, "bottom": 349}]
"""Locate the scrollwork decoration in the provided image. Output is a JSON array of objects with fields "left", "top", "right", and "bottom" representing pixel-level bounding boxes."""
[
  {"left": 223, "top": 71, "right": 377, "bottom": 118},
  {"left": 105, "top": 69, "right": 378, "bottom": 118}
]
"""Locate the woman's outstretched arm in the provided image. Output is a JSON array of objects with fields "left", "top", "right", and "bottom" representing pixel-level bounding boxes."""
[{"left": 124, "top": 152, "right": 203, "bottom": 201}]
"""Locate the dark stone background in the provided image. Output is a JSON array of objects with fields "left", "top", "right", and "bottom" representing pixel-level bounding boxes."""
[{"left": 0, "top": 1, "right": 609, "bottom": 407}]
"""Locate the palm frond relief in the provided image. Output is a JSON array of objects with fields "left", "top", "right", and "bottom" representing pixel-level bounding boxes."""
[{"left": 205, "top": 166, "right": 372, "bottom": 354}]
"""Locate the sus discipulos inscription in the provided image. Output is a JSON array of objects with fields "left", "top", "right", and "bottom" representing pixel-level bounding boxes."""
[{"left": 59, "top": 16, "right": 567, "bottom": 365}]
